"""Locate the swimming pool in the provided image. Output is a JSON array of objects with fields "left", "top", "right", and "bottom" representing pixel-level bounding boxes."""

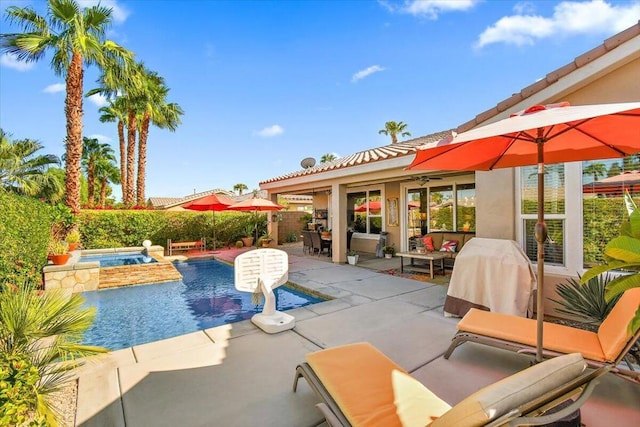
[
  {"left": 80, "top": 252, "right": 157, "bottom": 267},
  {"left": 82, "top": 259, "right": 324, "bottom": 350}
]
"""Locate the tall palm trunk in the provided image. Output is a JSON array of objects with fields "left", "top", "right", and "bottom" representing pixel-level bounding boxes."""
[
  {"left": 117, "top": 120, "right": 125, "bottom": 202},
  {"left": 136, "top": 111, "right": 150, "bottom": 206},
  {"left": 100, "top": 178, "right": 108, "bottom": 208},
  {"left": 125, "top": 109, "right": 137, "bottom": 205},
  {"left": 391, "top": 134, "right": 398, "bottom": 144},
  {"left": 87, "top": 160, "right": 95, "bottom": 207},
  {"left": 64, "top": 52, "right": 84, "bottom": 214}
]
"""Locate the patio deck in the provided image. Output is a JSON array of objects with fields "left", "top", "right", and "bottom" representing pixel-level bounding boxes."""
[{"left": 75, "top": 243, "right": 640, "bottom": 427}]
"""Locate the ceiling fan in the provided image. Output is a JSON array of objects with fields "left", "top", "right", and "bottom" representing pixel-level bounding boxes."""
[{"left": 413, "top": 175, "right": 442, "bottom": 186}]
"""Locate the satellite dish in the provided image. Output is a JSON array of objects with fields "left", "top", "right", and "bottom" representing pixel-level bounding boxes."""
[{"left": 300, "top": 157, "right": 316, "bottom": 169}]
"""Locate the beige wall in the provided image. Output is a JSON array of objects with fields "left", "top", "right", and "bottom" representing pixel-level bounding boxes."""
[{"left": 476, "top": 169, "right": 516, "bottom": 240}]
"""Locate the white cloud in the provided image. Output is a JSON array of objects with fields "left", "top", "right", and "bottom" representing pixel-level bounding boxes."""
[
  {"left": 0, "top": 53, "right": 34, "bottom": 71},
  {"left": 43, "top": 83, "right": 65, "bottom": 94},
  {"left": 254, "top": 125, "right": 284, "bottom": 138},
  {"left": 477, "top": 0, "right": 640, "bottom": 48},
  {"left": 88, "top": 93, "right": 109, "bottom": 107},
  {"left": 77, "top": 0, "right": 130, "bottom": 24},
  {"left": 87, "top": 134, "right": 112, "bottom": 144},
  {"left": 381, "top": 0, "right": 478, "bottom": 19},
  {"left": 352, "top": 65, "right": 386, "bottom": 82}
]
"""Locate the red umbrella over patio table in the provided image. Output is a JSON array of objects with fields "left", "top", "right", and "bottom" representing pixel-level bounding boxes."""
[
  {"left": 407, "top": 101, "right": 640, "bottom": 362},
  {"left": 183, "top": 194, "right": 234, "bottom": 252},
  {"left": 228, "top": 197, "right": 284, "bottom": 246}
]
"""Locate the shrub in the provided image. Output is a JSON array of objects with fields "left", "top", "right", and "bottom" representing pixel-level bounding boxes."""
[
  {"left": 551, "top": 273, "right": 620, "bottom": 324},
  {"left": 0, "top": 281, "right": 106, "bottom": 425},
  {"left": 0, "top": 191, "right": 52, "bottom": 283}
]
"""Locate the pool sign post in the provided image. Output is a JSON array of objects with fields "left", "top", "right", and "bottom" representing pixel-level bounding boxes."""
[{"left": 234, "top": 248, "right": 294, "bottom": 333}]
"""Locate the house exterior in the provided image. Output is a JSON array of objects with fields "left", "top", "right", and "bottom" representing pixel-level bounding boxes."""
[{"left": 260, "top": 21, "right": 640, "bottom": 313}]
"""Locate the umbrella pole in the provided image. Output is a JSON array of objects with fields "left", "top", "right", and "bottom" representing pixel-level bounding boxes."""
[
  {"left": 213, "top": 211, "right": 216, "bottom": 252},
  {"left": 534, "top": 133, "right": 548, "bottom": 363}
]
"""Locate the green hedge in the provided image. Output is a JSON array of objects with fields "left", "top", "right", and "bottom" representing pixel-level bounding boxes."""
[
  {"left": 0, "top": 191, "right": 52, "bottom": 283},
  {"left": 78, "top": 210, "right": 266, "bottom": 249}
]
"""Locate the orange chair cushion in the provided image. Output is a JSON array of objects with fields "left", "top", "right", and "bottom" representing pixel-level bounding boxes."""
[
  {"left": 597, "top": 287, "right": 640, "bottom": 361},
  {"left": 457, "top": 309, "right": 606, "bottom": 361},
  {"left": 306, "top": 342, "right": 404, "bottom": 427}
]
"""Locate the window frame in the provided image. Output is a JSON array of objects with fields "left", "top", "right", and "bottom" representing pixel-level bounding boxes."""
[{"left": 347, "top": 185, "right": 384, "bottom": 239}]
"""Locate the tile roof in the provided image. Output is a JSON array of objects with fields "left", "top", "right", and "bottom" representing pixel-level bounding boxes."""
[
  {"left": 260, "top": 130, "right": 453, "bottom": 184},
  {"left": 149, "top": 188, "right": 236, "bottom": 209}
]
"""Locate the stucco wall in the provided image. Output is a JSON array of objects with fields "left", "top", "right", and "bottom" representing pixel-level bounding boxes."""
[{"left": 476, "top": 169, "right": 516, "bottom": 240}]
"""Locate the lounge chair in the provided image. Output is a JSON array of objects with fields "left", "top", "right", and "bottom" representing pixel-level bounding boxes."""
[
  {"left": 293, "top": 342, "right": 608, "bottom": 427},
  {"left": 444, "top": 287, "right": 640, "bottom": 384}
]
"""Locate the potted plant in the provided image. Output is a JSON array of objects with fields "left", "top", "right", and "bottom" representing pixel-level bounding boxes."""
[
  {"left": 65, "top": 229, "right": 81, "bottom": 251},
  {"left": 382, "top": 245, "right": 396, "bottom": 259},
  {"left": 347, "top": 250, "right": 359, "bottom": 265},
  {"left": 241, "top": 225, "right": 255, "bottom": 247},
  {"left": 260, "top": 233, "right": 273, "bottom": 248},
  {"left": 48, "top": 240, "right": 70, "bottom": 265}
]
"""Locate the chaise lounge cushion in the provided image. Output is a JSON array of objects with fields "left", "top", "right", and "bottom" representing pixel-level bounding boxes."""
[
  {"left": 306, "top": 342, "right": 405, "bottom": 426},
  {"left": 457, "top": 287, "right": 640, "bottom": 363},
  {"left": 391, "top": 370, "right": 451, "bottom": 426}
]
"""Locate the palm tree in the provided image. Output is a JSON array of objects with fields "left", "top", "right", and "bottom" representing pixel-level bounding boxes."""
[
  {"left": 94, "top": 156, "right": 120, "bottom": 207},
  {"left": 378, "top": 121, "right": 411, "bottom": 144},
  {"left": 234, "top": 183, "right": 248, "bottom": 195},
  {"left": 320, "top": 153, "right": 337, "bottom": 163},
  {"left": 98, "top": 98, "right": 128, "bottom": 200},
  {"left": 82, "top": 138, "right": 115, "bottom": 207},
  {"left": 1, "top": 0, "right": 133, "bottom": 214},
  {"left": 582, "top": 162, "right": 607, "bottom": 183},
  {"left": 134, "top": 66, "right": 183, "bottom": 205},
  {"left": 0, "top": 129, "right": 61, "bottom": 196}
]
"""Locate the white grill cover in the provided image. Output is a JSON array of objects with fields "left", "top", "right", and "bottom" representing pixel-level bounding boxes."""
[{"left": 444, "top": 238, "right": 537, "bottom": 318}]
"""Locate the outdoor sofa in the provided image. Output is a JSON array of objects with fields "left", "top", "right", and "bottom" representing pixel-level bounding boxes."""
[
  {"left": 409, "top": 232, "right": 475, "bottom": 268},
  {"left": 293, "top": 342, "right": 608, "bottom": 426}
]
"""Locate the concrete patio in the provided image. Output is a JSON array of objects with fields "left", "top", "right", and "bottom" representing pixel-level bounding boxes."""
[{"left": 75, "top": 244, "right": 640, "bottom": 426}]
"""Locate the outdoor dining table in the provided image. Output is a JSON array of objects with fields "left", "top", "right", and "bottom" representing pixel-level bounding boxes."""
[{"left": 321, "top": 235, "right": 332, "bottom": 257}]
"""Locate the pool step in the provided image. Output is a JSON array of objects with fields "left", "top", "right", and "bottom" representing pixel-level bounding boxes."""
[{"left": 99, "top": 262, "right": 183, "bottom": 289}]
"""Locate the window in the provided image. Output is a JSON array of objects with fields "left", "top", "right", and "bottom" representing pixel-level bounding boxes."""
[
  {"left": 347, "top": 189, "right": 382, "bottom": 235},
  {"left": 429, "top": 186, "right": 453, "bottom": 231},
  {"left": 456, "top": 184, "right": 476, "bottom": 232},
  {"left": 520, "top": 164, "right": 565, "bottom": 266},
  {"left": 582, "top": 157, "right": 640, "bottom": 268}
]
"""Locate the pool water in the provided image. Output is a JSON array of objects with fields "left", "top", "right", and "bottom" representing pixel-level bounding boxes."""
[
  {"left": 81, "top": 252, "right": 157, "bottom": 267},
  {"left": 82, "top": 259, "right": 324, "bottom": 350}
]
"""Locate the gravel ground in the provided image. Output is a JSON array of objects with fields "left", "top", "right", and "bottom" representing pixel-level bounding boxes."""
[{"left": 49, "top": 381, "right": 77, "bottom": 426}]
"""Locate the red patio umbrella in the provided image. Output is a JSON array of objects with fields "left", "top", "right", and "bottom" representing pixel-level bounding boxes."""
[
  {"left": 228, "top": 197, "right": 284, "bottom": 246},
  {"left": 354, "top": 200, "right": 382, "bottom": 212},
  {"left": 183, "top": 194, "right": 234, "bottom": 252},
  {"left": 407, "top": 101, "right": 640, "bottom": 362}
]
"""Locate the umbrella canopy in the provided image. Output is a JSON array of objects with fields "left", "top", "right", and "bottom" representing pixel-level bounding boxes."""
[
  {"left": 182, "top": 194, "right": 234, "bottom": 212},
  {"left": 228, "top": 197, "right": 284, "bottom": 246},
  {"left": 183, "top": 194, "right": 234, "bottom": 251},
  {"left": 227, "top": 197, "right": 284, "bottom": 211},
  {"left": 407, "top": 101, "right": 640, "bottom": 362},
  {"left": 354, "top": 200, "right": 382, "bottom": 212}
]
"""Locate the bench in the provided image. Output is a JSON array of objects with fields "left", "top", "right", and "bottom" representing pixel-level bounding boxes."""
[
  {"left": 166, "top": 238, "right": 206, "bottom": 256},
  {"left": 409, "top": 232, "right": 475, "bottom": 269}
]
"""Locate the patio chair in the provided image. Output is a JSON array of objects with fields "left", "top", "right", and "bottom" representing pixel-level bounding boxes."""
[
  {"left": 444, "top": 287, "right": 640, "bottom": 384},
  {"left": 310, "top": 231, "right": 327, "bottom": 257},
  {"left": 293, "top": 342, "right": 608, "bottom": 427},
  {"left": 302, "top": 230, "right": 313, "bottom": 255}
]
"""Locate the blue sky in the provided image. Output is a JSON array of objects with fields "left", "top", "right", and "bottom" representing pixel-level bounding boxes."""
[{"left": 1, "top": 0, "right": 639, "bottom": 199}]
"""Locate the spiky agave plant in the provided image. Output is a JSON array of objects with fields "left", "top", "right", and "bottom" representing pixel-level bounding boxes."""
[
  {"left": 551, "top": 273, "right": 620, "bottom": 325},
  {"left": 581, "top": 191, "right": 640, "bottom": 334},
  {"left": 0, "top": 281, "right": 106, "bottom": 425}
]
